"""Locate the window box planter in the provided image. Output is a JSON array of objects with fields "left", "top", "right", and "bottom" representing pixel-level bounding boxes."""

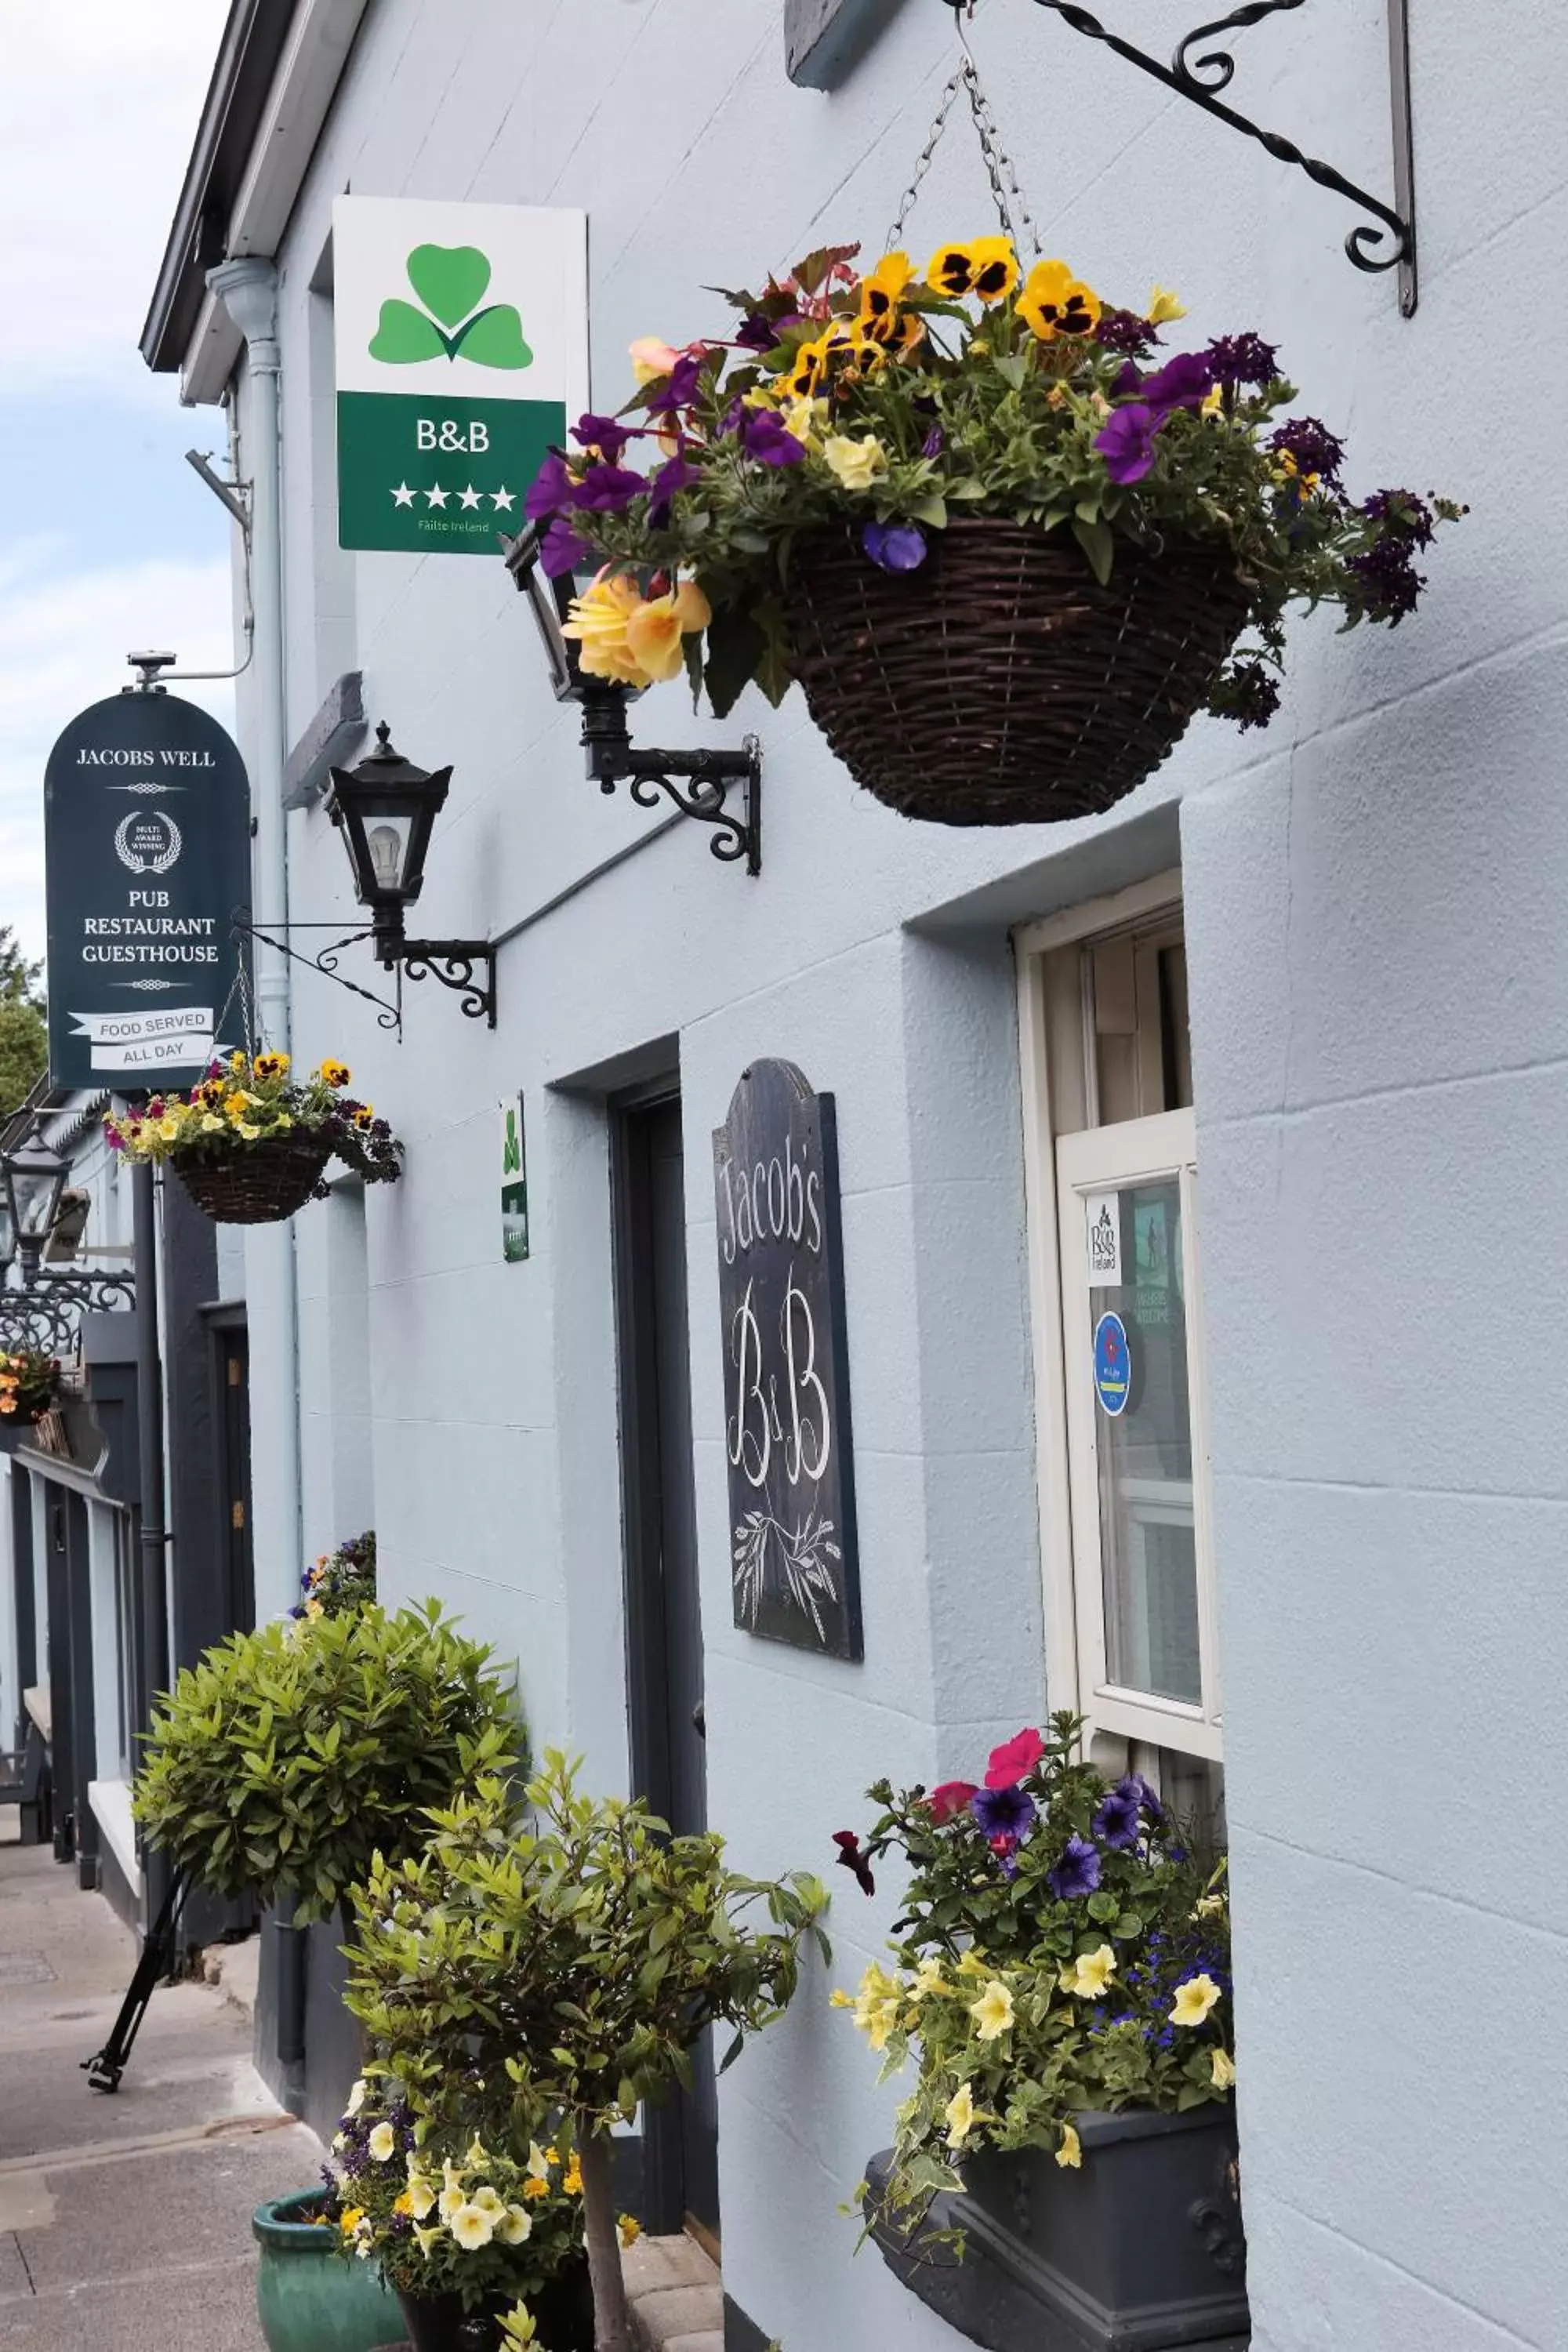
[{"left": 865, "top": 2104, "right": 1247, "bottom": 2352}]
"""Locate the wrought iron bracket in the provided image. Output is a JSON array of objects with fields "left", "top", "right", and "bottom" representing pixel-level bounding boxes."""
[
  {"left": 580, "top": 698, "right": 763, "bottom": 876},
  {"left": 0, "top": 1268, "right": 137, "bottom": 1356},
  {"left": 233, "top": 914, "right": 403, "bottom": 1033},
  {"left": 397, "top": 942, "right": 498, "bottom": 1028},
  {"left": 954, "top": 0, "right": 1417, "bottom": 314}
]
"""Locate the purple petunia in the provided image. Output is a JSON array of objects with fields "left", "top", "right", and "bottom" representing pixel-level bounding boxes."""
[
  {"left": 649, "top": 352, "right": 705, "bottom": 416},
  {"left": 1269, "top": 415, "right": 1345, "bottom": 486},
  {"left": 920, "top": 423, "right": 946, "bottom": 459},
  {"left": 1203, "top": 332, "right": 1280, "bottom": 390},
  {"left": 863, "top": 520, "right": 927, "bottom": 572},
  {"left": 525, "top": 450, "right": 572, "bottom": 523},
  {"left": 1095, "top": 402, "right": 1163, "bottom": 486},
  {"left": 1138, "top": 351, "right": 1214, "bottom": 416},
  {"left": 1093, "top": 1780, "right": 1145, "bottom": 1850},
  {"left": 736, "top": 310, "right": 801, "bottom": 351},
  {"left": 971, "top": 1783, "right": 1037, "bottom": 1842},
  {"left": 739, "top": 408, "right": 807, "bottom": 468},
  {"left": 1094, "top": 307, "right": 1160, "bottom": 358},
  {"left": 648, "top": 452, "right": 700, "bottom": 527},
  {"left": 539, "top": 517, "right": 593, "bottom": 579},
  {"left": 572, "top": 412, "right": 638, "bottom": 464},
  {"left": 1047, "top": 1834, "right": 1103, "bottom": 1902},
  {"left": 568, "top": 463, "right": 650, "bottom": 513}
]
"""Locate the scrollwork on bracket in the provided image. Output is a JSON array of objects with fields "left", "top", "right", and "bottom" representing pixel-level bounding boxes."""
[{"left": 624, "top": 747, "right": 761, "bottom": 869}]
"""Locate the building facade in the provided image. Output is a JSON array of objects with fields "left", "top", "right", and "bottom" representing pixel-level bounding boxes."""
[{"left": 136, "top": 3, "right": 1567, "bottom": 2347}]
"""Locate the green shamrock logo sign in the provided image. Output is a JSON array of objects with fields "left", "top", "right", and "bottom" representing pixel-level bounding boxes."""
[{"left": 369, "top": 243, "right": 535, "bottom": 368}]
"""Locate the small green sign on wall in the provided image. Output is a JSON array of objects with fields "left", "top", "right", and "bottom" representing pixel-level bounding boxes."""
[
  {"left": 501, "top": 1094, "right": 529, "bottom": 1263},
  {"left": 333, "top": 198, "right": 588, "bottom": 556}
]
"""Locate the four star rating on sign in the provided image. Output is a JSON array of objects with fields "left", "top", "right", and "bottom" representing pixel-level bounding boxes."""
[{"left": 390, "top": 481, "right": 517, "bottom": 511}]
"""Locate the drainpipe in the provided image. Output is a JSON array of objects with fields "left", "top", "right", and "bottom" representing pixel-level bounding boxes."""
[{"left": 205, "top": 258, "right": 303, "bottom": 1623}]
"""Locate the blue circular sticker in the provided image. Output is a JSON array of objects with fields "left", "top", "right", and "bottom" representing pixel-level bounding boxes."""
[{"left": 1094, "top": 1312, "right": 1132, "bottom": 1417}]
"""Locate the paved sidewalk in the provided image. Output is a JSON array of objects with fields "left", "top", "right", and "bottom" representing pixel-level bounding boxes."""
[{"left": 0, "top": 1837, "right": 321, "bottom": 2351}]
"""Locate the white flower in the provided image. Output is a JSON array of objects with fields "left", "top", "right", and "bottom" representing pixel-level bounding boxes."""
[
  {"left": 438, "top": 2185, "right": 466, "bottom": 2223},
  {"left": 449, "top": 2201, "right": 497, "bottom": 2252},
  {"left": 406, "top": 2171, "right": 438, "bottom": 2221},
  {"left": 367, "top": 2122, "right": 397, "bottom": 2163},
  {"left": 346, "top": 2079, "right": 368, "bottom": 2117},
  {"left": 525, "top": 2142, "right": 551, "bottom": 2185},
  {"left": 469, "top": 2185, "right": 505, "bottom": 2218},
  {"left": 497, "top": 2204, "right": 534, "bottom": 2246}
]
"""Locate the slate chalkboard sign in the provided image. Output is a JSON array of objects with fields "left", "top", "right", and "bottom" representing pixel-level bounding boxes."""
[
  {"left": 713, "top": 1059, "right": 862, "bottom": 1660},
  {"left": 44, "top": 693, "right": 252, "bottom": 1093}
]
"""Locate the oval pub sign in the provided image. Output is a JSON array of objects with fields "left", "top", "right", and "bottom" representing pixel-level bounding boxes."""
[{"left": 44, "top": 693, "right": 252, "bottom": 1094}]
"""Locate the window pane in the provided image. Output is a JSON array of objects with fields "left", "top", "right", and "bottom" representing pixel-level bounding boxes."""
[{"left": 1089, "top": 1179, "right": 1201, "bottom": 1704}]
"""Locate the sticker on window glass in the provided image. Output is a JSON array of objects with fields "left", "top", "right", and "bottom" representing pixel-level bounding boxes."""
[
  {"left": 1093, "top": 1311, "right": 1132, "bottom": 1417},
  {"left": 1085, "top": 1193, "right": 1122, "bottom": 1286}
]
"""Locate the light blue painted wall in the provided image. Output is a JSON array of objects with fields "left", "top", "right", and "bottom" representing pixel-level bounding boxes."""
[{"left": 211, "top": 1, "right": 1568, "bottom": 2343}]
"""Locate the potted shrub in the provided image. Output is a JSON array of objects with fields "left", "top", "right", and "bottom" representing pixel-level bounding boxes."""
[
  {"left": 134, "top": 1602, "right": 521, "bottom": 1922},
  {"left": 323, "top": 2074, "right": 597, "bottom": 2351},
  {"left": 292, "top": 1530, "right": 378, "bottom": 1622},
  {"left": 524, "top": 240, "right": 1461, "bottom": 825},
  {"left": 833, "top": 1714, "right": 1244, "bottom": 2351},
  {"left": 105, "top": 1051, "right": 399, "bottom": 1224},
  {"left": 344, "top": 1753, "right": 829, "bottom": 2352}
]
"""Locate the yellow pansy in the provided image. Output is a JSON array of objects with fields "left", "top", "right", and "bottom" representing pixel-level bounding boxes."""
[
  {"left": 822, "top": 433, "right": 887, "bottom": 492},
  {"left": 925, "top": 235, "right": 1019, "bottom": 304},
  {"left": 1211, "top": 2049, "right": 1236, "bottom": 2090},
  {"left": 856, "top": 249, "right": 914, "bottom": 342},
  {"left": 1055, "top": 2125, "right": 1083, "bottom": 2170},
  {"left": 319, "top": 1059, "right": 351, "bottom": 1088},
  {"left": 449, "top": 2201, "right": 495, "bottom": 2251},
  {"left": 970, "top": 1979, "right": 1014, "bottom": 2043},
  {"left": 223, "top": 1091, "right": 249, "bottom": 1116},
  {"left": 1148, "top": 284, "right": 1186, "bottom": 324},
  {"left": 367, "top": 2121, "right": 397, "bottom": 2162},
  {"left": 618, "top": 2213, "right": 642, "bottom": 2249},
  {"left": 253, "top": 1050, "right": 290, "bottom": 1079},
  {"left": 1058, "top": 1944, "right": 1118, "bottom": 2001},
  {"left": 1171, "top": 1974, "right": 1223, "bottom": 2028},
  {"left": 1016, "top": 258, "right": 1102, "bottom": 343},
  {"left": 498, "top": 2204, "right": 535, "bottom": 2245}
]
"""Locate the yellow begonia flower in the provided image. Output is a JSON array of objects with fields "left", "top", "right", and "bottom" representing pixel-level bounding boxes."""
[
  {"left": 630, "top": 336, "right": 681, "bottom": 385},
  {"left": 970, "top": 1979, "right": 1014, "bottom": 2043},
  {"left": 1055, "top": 2125, "right": 1083, "bottom": 2170},
  {"left": 564, "top": 575, "right": 711, "bottom": 690},
  {"left": 822, "top": 434, "right": 888, "bottom": 492},
  {"left": 498, "top": 2204, "right": 534, "bottom": 2245},
  {"left": 1171, "top": 1973, "right": 1223, "bottom": 2028},
  {"left": 925, "top": 235, "right": 1018, "bottom": 304},
  {"left": 1058, "top": 1944, "right": 1118, "bottom": 2001},
  {"left": 944, "top": 2082, "right": 987, "bottom": 2147},
  {"left": 367, "top": 2121, "right": 397, "bottom": 2162},
  {"left": 1016, "top": 258, "right": 1102, "bottom": 343},
  {"left": 1211, "top": 2049, "right": 1236, "bottom": 2090},
  {"left": 624, "top": 580, "right": 713, "bottom": 685},
  {"left": 1148, "top": 285, "right": 1187, "bottom": 324},
  {"left": 618, "top": 2213, "right": 642, "bottom": 2248},
  {"left": 449, "top": 2201, "right": 495, "bottom": 2251}
]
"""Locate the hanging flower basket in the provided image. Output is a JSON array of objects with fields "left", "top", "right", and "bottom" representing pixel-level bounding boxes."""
[
  {"left": 524, "top": 230, "right": 1461, "bottom": 827},
  {"left": 105, "top": 1052, "right": 401, "bottom": 1226},
  {"left": 787, "top": 518, "right": 1252, "bottom": 825},
  {"left": 0, "top": 1348, "right": 63, "bottom": 1431}
]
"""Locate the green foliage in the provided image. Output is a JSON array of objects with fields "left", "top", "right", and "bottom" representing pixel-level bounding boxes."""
[
  {"left": 840, "top": 1715, "right": 1233, "bottom": 2223},
  {"left": 133, "top": 1603, "right": 521, "bottom": 1920},
  {"left": 0, "top": 926, "right": 46, "bottom": 1122},
  {"left": 344, "top": 1753, "right": 830, "bottom": 2132}
]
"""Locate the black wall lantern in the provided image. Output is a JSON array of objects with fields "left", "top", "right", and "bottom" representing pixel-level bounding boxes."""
[
  {"left": 503, "top": 525, "right": 762, "bottom": 877},
  {"left": 324, "top": 723, "right": 497, "bottom": 1027},
  {"left": 2, "top": 1114, "right": 70, "bottom": 1281}
]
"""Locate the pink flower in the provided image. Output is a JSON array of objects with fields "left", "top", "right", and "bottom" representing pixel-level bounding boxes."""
[
  {"left": 985, "top": 1729, "right": 1046, "bottom": 1790},
  {"left": 927, "top": 1780, "right": 980, "bottom": 1826}
]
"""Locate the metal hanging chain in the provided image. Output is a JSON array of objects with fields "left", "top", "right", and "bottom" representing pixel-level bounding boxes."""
[
  {"left": 212, "top": 941, "right": 260, "bottom": 1062},
  {"left": 887, "top": 12, "right": 1042, "bottom": 260}
]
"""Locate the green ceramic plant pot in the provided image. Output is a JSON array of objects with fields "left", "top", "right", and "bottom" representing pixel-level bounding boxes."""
[{"left": 253, "top": 2189, "right": 405, "bottom": 2352}]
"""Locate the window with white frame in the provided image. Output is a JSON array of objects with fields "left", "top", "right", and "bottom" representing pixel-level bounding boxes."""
[{"left": 1018, "top": 872, "right": 1222, "bottom": 1786}]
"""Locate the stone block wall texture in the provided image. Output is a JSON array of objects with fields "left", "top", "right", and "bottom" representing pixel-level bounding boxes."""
[{"left": 213, "top": 2, "right": 1568, "bottom": 2345}]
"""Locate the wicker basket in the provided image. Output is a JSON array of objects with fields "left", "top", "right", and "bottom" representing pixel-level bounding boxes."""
[
  {"left": 175, "top": 1131, "right": 333, "bottom": 1225},
  {"left": 786, "top": 517, "right": 1254, "bottom": 826}
]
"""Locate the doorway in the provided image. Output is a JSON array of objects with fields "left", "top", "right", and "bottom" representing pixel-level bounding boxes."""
[{"left": 611, "top": 1087, "right": 717, "bottom": 2249}]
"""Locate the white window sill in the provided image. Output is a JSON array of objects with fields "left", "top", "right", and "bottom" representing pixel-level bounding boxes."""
[{"left": 88, "top": 1779, "right": 143, "bottom": 1900}]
